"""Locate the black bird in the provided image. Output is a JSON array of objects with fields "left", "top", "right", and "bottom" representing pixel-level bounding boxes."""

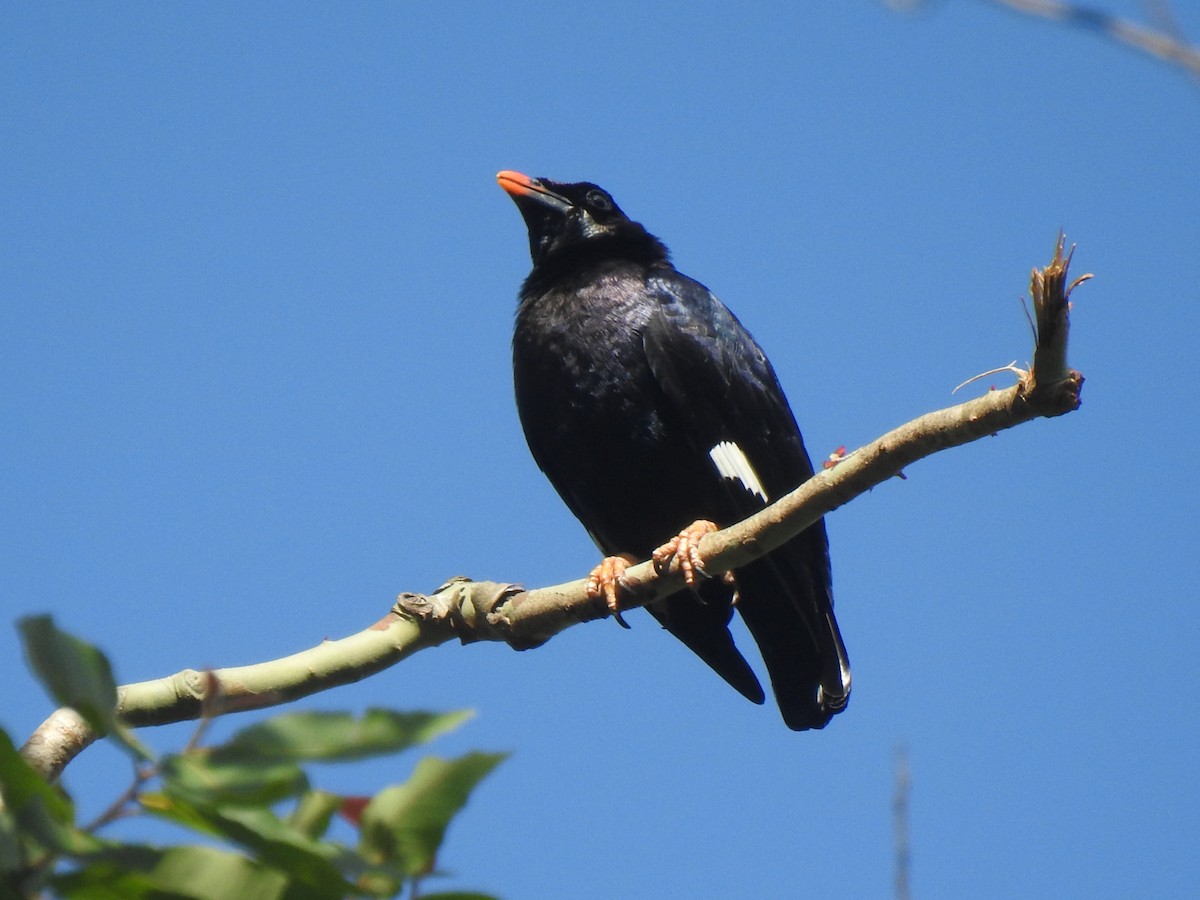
[{"left": 498, "top": 171, "right": 850, "bottom": 730}]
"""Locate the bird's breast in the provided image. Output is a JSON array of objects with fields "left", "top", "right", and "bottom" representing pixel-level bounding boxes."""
[
  {"left": 512, "top": 272, "right": 678, "bottom": 481},
  {"left": 515, "top": 276, "right": 656, "bottom": 405}
]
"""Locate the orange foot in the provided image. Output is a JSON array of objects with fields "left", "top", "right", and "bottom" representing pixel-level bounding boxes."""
[
  {"left": 652, "top": 519, "right": 720, "bottom": 589},
  {"left": 586, "top": 554, "right": 637, "bottom": 629}
]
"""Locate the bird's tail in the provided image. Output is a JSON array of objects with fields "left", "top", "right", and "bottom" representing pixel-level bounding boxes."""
[
  {"left": 646, "top": 581, "right": 767, "bottom": 707},
  {"left": 734, "top": 528, "right": 851, "bottom": 731}
]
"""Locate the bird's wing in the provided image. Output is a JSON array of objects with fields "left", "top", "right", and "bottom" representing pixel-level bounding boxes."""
[
  {"left": 641, "top": 268, "right": 812, "bottom": 501},
  {"left": 641, "top": 268, "right": 851, "bottom": 730}
]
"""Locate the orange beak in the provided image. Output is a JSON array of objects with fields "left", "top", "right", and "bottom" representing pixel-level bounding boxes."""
[{"left": 496, "top": 170, "right": 536, "bottom": 197}]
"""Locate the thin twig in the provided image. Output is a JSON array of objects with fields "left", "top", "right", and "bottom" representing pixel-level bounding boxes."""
[
  {"left": 886, "top": 0, "right": 1200, "bottom": 80},
  {"left": 79, "top": 762, "right": 154, "bottom": 833}
]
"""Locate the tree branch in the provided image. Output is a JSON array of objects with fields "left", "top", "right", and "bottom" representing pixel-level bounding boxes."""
[{"left": 19, "top": 235, "right": 1089, "bottom": 782}]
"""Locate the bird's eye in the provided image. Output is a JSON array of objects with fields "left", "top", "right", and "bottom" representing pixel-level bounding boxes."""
[{"left": 585, "top": 190, "right": 612, "bottom": 212}]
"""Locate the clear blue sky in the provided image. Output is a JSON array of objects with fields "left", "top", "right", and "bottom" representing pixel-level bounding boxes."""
[{"left": 3, "top": 3, "right": 1197, "bottom": 897}]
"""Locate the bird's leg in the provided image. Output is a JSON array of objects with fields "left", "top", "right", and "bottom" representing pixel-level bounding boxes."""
[
  {"left": 586, "top": 554, "right": 638, "bottom": 629},
  {"left": 652, "top": 519, "right": 720, "bottom": 589}
]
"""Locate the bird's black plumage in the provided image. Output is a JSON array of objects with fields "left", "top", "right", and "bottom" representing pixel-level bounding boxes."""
[{"left": 497, "top": 171, "right": 851, "bottom": 730}]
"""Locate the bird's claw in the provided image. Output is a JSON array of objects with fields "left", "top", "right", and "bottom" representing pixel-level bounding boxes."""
[
  {"left": 586, "top": 555, "right": 635, "bottom": 629},
  {"left": 652, "top": 519, "right": 719, "bottom": 589}
]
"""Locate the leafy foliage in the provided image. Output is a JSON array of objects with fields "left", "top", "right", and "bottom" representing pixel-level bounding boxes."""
[{"left": 2, "top": 618, "right": 504, "bottom": 899}]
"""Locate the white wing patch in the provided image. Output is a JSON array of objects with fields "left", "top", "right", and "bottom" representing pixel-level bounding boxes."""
[{"left": 708, "top": 441, "right": 768, "bottom": 503}]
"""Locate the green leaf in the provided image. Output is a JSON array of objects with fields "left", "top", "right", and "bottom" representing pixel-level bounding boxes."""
[
  {"left": 214, "top": 709, "right": 475, "bottom": 764},
  {"left": 50, "top": 844, "right": 183, "bottom": 899},
  {"left": 286, "top": 790, "right": 341, "bottom": 840},
  {"left": 0, "top": 727, "right": 93, "bottom": 858},
  {"left": 17, "top": 616, "right": 150, "bottom": 761},
  {"left": 0, "top": 805, "right": 20, "bottom": 874},
  {"left": 0, "top": 728, "right": 71, "bottom": 829},
  {"left": 359, "top": 752, "right": 506, "bottom": 876},
  {"left": 139, "top": 845, "right": 293, "bottom": 900},
  {"left": 319, "top": 843, "right": 407, "bottom": 898},
  {"left": 138, "top": 795, "right": 353, "bottom": 897},
  {"left": 49, "top": 866, "right": 173, "bottom": 900},
  {"left": 53, "top": 845, "right": 296, "bottom": 900},
  {"left": 159, "top": 752, "right": 309, "bottom": 808}
]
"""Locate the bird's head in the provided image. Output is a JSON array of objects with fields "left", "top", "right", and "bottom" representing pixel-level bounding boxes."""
[{"left": 497, "top": 171, "right": 665, "bottom": 270}]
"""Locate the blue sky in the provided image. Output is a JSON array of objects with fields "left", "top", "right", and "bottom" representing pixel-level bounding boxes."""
[{"left": 3, "top": 3, "right": 1198, "bottom": 897}]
